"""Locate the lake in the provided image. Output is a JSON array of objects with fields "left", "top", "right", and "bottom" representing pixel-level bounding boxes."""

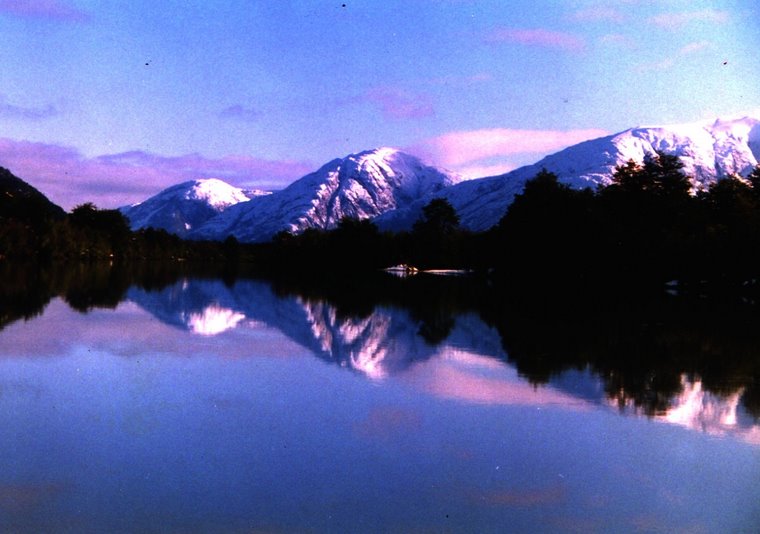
[{"left": 0, "top": 267, "right": 758, "bottom": 533}]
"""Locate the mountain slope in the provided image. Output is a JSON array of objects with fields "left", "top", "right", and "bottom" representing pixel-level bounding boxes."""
[
  {"left": 0, "top": 166, "right": 65, "bottom": 222},
  {"left": 377, "top": 114, "right": 760, "bottom": 232},
  {"left": 190, "top": 147, "right": 461, "bottom": 243},
  {"left": 120, "top": 178, "right": 269, "bottom": 237}
]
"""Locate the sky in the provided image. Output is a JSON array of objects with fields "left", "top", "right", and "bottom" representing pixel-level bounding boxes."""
[{"left": 0, "top": 0, "right": 758, "bottom": 210}]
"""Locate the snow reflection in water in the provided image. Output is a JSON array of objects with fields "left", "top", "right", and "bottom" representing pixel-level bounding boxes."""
[
  {"left": 1, "top": 276, "right": 759, "bottom": 532},
  {"left": 127, "top": 278, "right": 760, "bottom": 445}
]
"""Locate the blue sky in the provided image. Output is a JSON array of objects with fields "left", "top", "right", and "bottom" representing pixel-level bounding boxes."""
[{"left": 0, "top": 0, "right": 758, "bottom": 209}]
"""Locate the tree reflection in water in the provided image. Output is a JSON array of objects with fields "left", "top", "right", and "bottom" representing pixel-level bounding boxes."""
[{"left": 2, "top": 263, "right": 759, "bottom": 424}]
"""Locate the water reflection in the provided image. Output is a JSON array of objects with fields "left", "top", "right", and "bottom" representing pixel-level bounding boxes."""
[
  {"left": 1, "top": 265, "right": 759, "bottom": 531},
  {"left": 123, "top": 276, "right": 760, "bottom": 444},
  {"left": 2, "top": 263, "right": 759, "bottom": 443}
]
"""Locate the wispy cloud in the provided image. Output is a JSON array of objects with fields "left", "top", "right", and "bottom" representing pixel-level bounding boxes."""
[
  {"left": 636, "top": 40, "right": 712, "bottom": 72},
  {"left": 648, "top": 9, "right": 729, "bottom": 29},
  {"left": 411, "top": 127, "right": 609, "bottom": 175},
  {"left": 0, "top": 96, "right": 58, "bottom": 120},
  {"left": 219, "top": 104, "right": 260, "bottom": 122},
  {"left": 599, "top": 33, "right": 636, "bottom": 49},
  {"left": 362, "top": 87, "right": 435, "bottom": 120},
  {"left": 485, "top": 28, "right": 586, "bottom": 52},
  {"left": 679, "top": 41, "right": 711, "bottom": 55},
  {"left": 0, "top": 138, "right": 312, "bottom": 210},
  {"left": 571, "top": 7, "right": 625, "bottom": 23},
  {"left": 0, "top": 0, "right": 88, "bottom": 22}
]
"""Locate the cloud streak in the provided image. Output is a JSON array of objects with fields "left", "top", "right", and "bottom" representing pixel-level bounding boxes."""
[
  {"left": 411, "top": 127, "right": 609, "bottom": 176},
  {"left": 219, "top": 104, "right": 260, "bottom": 122},
  {"left": 0, "top": 0, "right": 89, "bottom": 22},
  {"left": 0, "top": 138, "right": 312, "bottom": 210},
  {"left": 636, "top": 40, "right": 712, "bottom": 72},
  {"left": 648, "top": 9, "right": 729, "bottom": 29},
  {"left": 0, "top": 96, "right": 58, "bottom": 120},
  {"left": 485, "top": 28, "right": 586, "bottom": 52}
]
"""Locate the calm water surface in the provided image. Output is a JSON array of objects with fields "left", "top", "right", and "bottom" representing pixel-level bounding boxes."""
[{"left": 0, "top": 276, "right": 758, "bottom": 533}]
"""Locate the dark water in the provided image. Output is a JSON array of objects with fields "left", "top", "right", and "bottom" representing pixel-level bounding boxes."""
[{"left": 0, "top": 267, "right": 758, "bottom": 533}]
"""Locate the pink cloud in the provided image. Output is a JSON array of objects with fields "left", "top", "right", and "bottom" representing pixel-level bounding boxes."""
[
  {"left": 486, "top": 28, "right": 586, "bottom": 52},
  {"left": 0, "top": 0, "right": 88, "bottom": 21},
  {"left": 455, "top": 162, "right": 517, "bottom": 180},
  {"left": 363, "top": 87, "right": 435, "bottom": 120},
  {"left": 648, "top": 9, "right": 729, "bottom": 29},
  {"left": 0, "top": 138, "right": 312, "bottom": 210},
  {"left": 411, "top": 127, "right": 609, "bottom": 170}
]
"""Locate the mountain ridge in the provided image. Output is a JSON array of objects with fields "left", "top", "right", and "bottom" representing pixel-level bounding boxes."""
[
  {"left": 189, "top": 147, "right": 462, "bottom": 243},
  {"left": 90, "top": 113, "right": 760, "bottom": 240},
  {"left": 376, "top": 114, "right": 760, "bottom": 232},
  {"left": 0, "top": 166, "right": 65, "bottom": 223}
]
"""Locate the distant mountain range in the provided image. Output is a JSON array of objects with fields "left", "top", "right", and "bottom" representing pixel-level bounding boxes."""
[
  {"left": 118, "top": 114, "right": 760, "bottom": 241},
  {"left": 3, "top": 114, "right": 759, "bottom": 241}
]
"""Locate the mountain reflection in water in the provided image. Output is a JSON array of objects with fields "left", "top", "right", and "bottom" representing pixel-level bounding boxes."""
[{"left": 124, "top": 276, "right": 760, "bottom": 445}]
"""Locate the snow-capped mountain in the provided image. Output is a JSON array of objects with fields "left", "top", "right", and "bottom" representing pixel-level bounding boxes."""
[
  {"left": 377, "top": 114, "right": 760, "bottom": 232},
  {"left": 120, "top": 178, "right": 270, "bottom": 237},
  {"left": 190, "top": 147, "right": 461, "bottom": 243}
]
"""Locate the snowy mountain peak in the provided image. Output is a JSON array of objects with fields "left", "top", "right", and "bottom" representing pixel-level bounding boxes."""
[
  {"left": 121, "top": 178, "right": 269, "bottom": 237},
  {"left": 377, "top": 114, "right": 760, "bottom": 234},
  {"left": 352, "top": 146, "right": 400, "bottom": 162},
  {"left": 182, "top": 178, "right": 254, "bottom": 210},
  {"left": 190, "top": 148, "right": 462, "bottom": 243}
]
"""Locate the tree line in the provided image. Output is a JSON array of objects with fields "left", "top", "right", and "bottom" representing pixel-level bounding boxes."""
[
  {"left": 0, "top": 200, "right": 239, "bottom": 263},
  {"left": 4, "top": 155, "right": 760, "bottom": 286},
  {"left": 253, "top": 153, "right": 760, "bottom": 286}
]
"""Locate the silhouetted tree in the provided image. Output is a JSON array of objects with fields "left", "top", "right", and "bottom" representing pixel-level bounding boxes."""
[
  {"left": 68, "top": 203, "right": 132, "bottom": 258},
  {"left": 412, "top": 198, "right": 460, "bottom": 236},
  {"left": 492, "top": 169, "right": 594, "bottom": 280},
  {"left": 410, "top": 198, "right": 464, "bottom": 268},
  {"left": 596, "top": 152, "right": 695, "bottom": 281}
]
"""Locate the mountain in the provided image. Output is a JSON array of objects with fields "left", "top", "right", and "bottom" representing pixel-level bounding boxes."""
[
  {"left": 120, "top": 178, "right": 270, "bottom": 237},
  {"left": 190, "top": 147, "right": 462, "bottom": 243},
  {"left": 376, "top": 114, "right": 760, "bottom": 232},
  {"left": 0, "top": 166, "right": 65, "bottom": 222}
]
